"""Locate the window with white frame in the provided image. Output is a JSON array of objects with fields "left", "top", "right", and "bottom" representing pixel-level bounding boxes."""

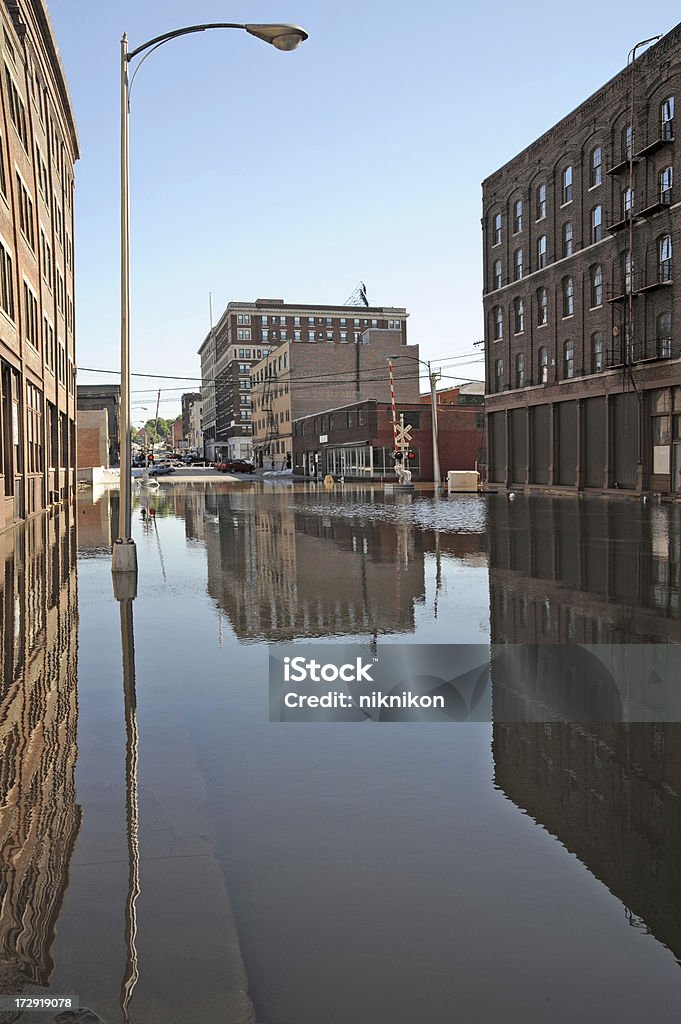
[
  {"left": 591, "top": 205, "right": 602, "bottom": 243},
  {"left": 657, "top": 312, "right": 672, "bottom": 357},
  {"left": 562, "top": 276, "right": 574, "bottom": 317},
  {"left": 537, "top": 235, "right": 547, "bottom": 269},
  {"left": 515, "top": 352, "right": 525, "bottom": 388},
  {"left": 493, "top": 260, "right": 502, "bottom": 289},
  {"left": 561, "top": 166, "right": 573, "bottom": 204},
  {"left": 539, "top": 346, "right": 548, "bottom": 383},
  {"left": 495, "top": 358, "right": 504, "bottom": 391},
  {"left": 591, "top": 265, "right": 603, "bottom": 307},
  {"left": 590, "top": 146, "right": 602, "bottom": 187},
  {"left": 592, "top": 331, "right": 604, "bottom": 372},
  {"left": 514, "top": 297, "right": 525, "bottom": 334},
  {"left": 537, "top": 287, "right": 548, "bottom": 326},
  {"left": 536, "top": 182, "right": 547, "bottom": 220},
  {"left": 564, "top": 339, "right": 575, "bottom": 378},
  {"left": 493, "top": 306, "right": 503, "bottom": 340},
  {"left": 514, "top": 248, "right": 524, "bottom": 280},
  {"left": 660, "top": 165, "right": 673, "bottom": 204},
  {"left": 659, "top": 233, "right": 672, "bottom": 282},
  {"left": 562, "top": 221, "right": 573, "bottom": 258},
  {"left": 661, "top": 96, "right": 674, "bottom": 140},
  {"left": 493, "top": 212, "right": 502, "bottom": 245},
  {"left": 513, "top": 198, "right": 523, "bottom": 233}
]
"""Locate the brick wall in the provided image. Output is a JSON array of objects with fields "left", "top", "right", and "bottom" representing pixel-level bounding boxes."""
[{"left": 76, "top": 409, "right": 108, "bottom": 469}]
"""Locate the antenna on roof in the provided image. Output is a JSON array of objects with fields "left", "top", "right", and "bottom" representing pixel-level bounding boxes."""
[{"left": 344, "top": 281, "right": 369, "bottom": 307}]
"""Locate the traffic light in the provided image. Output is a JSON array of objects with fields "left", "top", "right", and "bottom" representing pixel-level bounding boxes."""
[{"left": 407, "top": 451, "right": 415, "bottom": 461}]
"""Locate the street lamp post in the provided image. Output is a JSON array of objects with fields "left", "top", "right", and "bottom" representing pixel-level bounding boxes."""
[
  {"left": 387, "top": 353, "right": 441, "bottom": 487},
  {"left": 111, "top": 21, "right": 308, "bottom": 577}
]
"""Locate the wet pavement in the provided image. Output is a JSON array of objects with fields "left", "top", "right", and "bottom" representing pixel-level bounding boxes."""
[{"left": 2, "top": 483, "right": 681, "bottom": 1022}]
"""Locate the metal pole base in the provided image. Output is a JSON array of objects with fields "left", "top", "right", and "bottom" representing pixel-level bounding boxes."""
[{"left": 112, "top": 538, "right": 138, "bottom": 576}]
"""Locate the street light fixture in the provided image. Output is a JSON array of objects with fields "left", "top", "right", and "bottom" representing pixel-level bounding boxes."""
[
  {"left": 112, "top": 21, "right": 308, "bottom": 578},
  {"left": 387, "top": 353, "right": 442, "bottom": 487}
]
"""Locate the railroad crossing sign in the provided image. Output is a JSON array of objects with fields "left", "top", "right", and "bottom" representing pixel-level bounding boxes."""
[{"left": 395, "top": 421, "right": 413, "bottom": 448}]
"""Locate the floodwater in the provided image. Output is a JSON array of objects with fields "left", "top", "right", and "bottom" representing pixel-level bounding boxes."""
[{"left": 2, "top": 483, "right": 681, "bottom": 1023}]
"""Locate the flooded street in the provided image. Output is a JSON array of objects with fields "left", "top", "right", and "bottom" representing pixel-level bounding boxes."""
[{"left": 3, "top": 484, "right": 681, "bottom": 1022}]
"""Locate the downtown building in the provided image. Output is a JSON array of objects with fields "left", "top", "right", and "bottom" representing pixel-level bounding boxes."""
[
  {"left": 0, "top": 0, "right": 78, "bottom": 530},
  {"left": 199, "top": 297, "right": 410, "bottom": 464},
  {"left": 483, "top": 24, "right": 681, "bottom": 495}
]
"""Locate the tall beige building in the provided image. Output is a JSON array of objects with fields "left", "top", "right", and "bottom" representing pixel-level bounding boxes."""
[{"left": 0, "top": 0, "right": 78, "bottom": 530}]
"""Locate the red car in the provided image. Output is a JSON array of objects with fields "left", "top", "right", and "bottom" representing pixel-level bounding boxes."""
[{"left": 215, "top": 459, "right": 255, "bottom": 474}]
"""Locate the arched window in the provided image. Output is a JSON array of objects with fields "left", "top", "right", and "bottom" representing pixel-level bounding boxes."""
[
  {"left": 536, "top": 182, "right": 547, "bottom": 220},
  {"left": 657, "top": 312, "right": 672, "bottom": 358},
  {"left": 493, "top": 259, "right": 502, "bottom": 289},
  {"left": 660, "top": 165, "right": 673, "bottom": 204},
  {"left": 538, "top": 346, "right": 549, "bottom": 383},
  {"left": 564, "top": 340, "right": 575, "bottom": 379},
  {"left": 562, "top": 221, "right": 573, "bottom": 258},
  {"left": 592, "top": 331, "right": 604, "bottom": 373},
  {"left": 562, "top": 276, "right": 574, "bottom": 317},
  {"left": 591, "top": 205, "right": 602, "bottom": 243},
  {"left": 590, "top": 146, "right": 603, "bottom": 187},
  {"left": 513, "top": 198, "right": 523, "bottom": 233},
  {"left": 493, "top": 306, "right": 503, "bottom": 340},
  {"left": 514, "top": 297, "right": 525, "bottom": 334},
  {"left": 537, "top": 287, "right": 548, "bottom": 326},
  {"left": 561, "top": 165, "right": 573, "bottom": 204},
  {"left": 659, "top": 234, "right": 672, "bottom": 282},
  {"left": 514, "top": 248, "right": 524, "bottom": 280},
  {"left": 495, "top": 358, "right": 504, "bottom": 392},
  {"left": 515, "top": 353, "right": 525, "bottom": 388},
  {"left": 492, "top": 212, "right": 502, "bottom": 246},
  {"left": 537, "top": 234, "right": 547, "bottom": 268},
  {"left": 661, "top": 96, "right": 674, "bottom": 141},
  {"left": 590, "top": 265, "right": 603, "bottom": 308}
]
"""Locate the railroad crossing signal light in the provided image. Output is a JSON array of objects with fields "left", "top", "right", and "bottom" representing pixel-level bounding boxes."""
[
  {"left": 407, "top": 451, "right": 415, "bottom": 460},
  {"left": 393, "top": 450, "right": 403, "bottom": 460}
]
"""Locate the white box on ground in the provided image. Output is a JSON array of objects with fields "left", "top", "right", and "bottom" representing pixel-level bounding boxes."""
[{"left": 447, "top": 470, "right": 479, "bottom": 492}]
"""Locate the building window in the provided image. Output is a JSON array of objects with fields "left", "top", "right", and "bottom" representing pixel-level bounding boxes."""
[
  {"left": 561, "top": 166, "right": 573, "bottom": 204},
  {"left": 515, "top": 352, "right": 525, "bottom": 388},
  {"left": 660, "top": 165, "right": 673, "bottom": 204},
  {"left": 513, "top": 198, "right": 523, "bottom": 233},
  {"left": 237, "top": 313, "right": 251, "bottom": 324},
  {"left": 514, "top": 297, "right": 525, "bottom": 334},
  {"left": 16, "top": 174, "right": 35, "bottom": 250},
  {"left": 537, "top": 287, "right": 548, "bottom": 326},
  {"left": 561, "top": 221, "right": 573, "bottom": 258},
  {"left": 262, "top": 329, "right": 269, "bottom": 341},
  {"left": 493, "top": 212, "right": 502, "bottom": 246},
  {"left": 261, "top": 315, "right": 268, "bottom": 325},
  {"left": 623, "top": 187, "right": 634, "bottom": 216},
  {"left": 659, "top": 233, "right": 672, "bottom": 282},
  {"left": 294, "top": 330, "right": 301, "bottom": 341},
  {"left": 537, "top": 235, "right": 547, "bottom": 269},
  {"left": 564, "top": 339, "right": 575, "bottom": 379},
  {"left": 308, "top": 331, "right": 315, "bottom": 342},
  {"left": 539, "top": 346, "right": 549, "bottom": 383},
  {"left": 280, "top": 316, "right": 286, "bottom": 325},
  {"left": 625, "top": 252, "right": 634, "bottom": 293},
  {"left": 4, "top": 66, "right": 27, "bottom": 149},
  {"left": 236, "top": 328, "right": 251, "bottom": 341},
  {"left": 536, "top": 182, "right": 547, "bottom": 220},
  {"left": 326, "top": 331, "right": 333, "bottom": 341},
  {"left": 657, "top": 312, "right": 672, "bottom": 357},
  {"left": 623, "top": 124, "right": 634, "bottom": 161},
  {"left": 590, "top": 264, "right": 603, "bottom": 308},
  {"left": 562, "top": 276, "right": 574, "bottom": 317},
  {"left": 591, "top": 205, "right": 602, "bottom": 243},
  {"left": 493, "top": 306, "right": 503, "bottom": 340},
  {"left": 340, "top": 317, "right": 346, "bottom": 326},
  {"left": 590, "top": 146, "right": 602, "bottom": 187},
  {"left": 495, "top": 358, "right": 504, "bottom": 392},
  {"left": 23, "top": 280, "right": 39, "bottom": 351},
  {"left": 514, "top": 248, "right": 523, "bottom": 280},
  {"left": 592, "top": 331, "right": 604, "bottom": 372},
  {"left": 661, "top": 95, "right": 674, "bottom": 141},
  {"left": 308, "top": 316, "right": 315, "bottom": 326},
  {"left": 0, "top": 239, "right": 15, "bottom": 320},
  {"left": 340, "top": 331, "right": 348, "bottom": 343},
  {"left": 493, "top": 259, "right": 502, "bottom": 289}
]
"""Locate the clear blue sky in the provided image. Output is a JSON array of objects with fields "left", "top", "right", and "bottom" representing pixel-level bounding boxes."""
[{"left": 49, "top": 1, "right": 679, "bottom": 417}]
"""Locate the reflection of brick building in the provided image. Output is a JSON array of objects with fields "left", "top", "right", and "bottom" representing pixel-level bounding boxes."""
[
  {"left": 200, "top": 489, "right": 425, "bottom": 641},
  {"left": 293, "top": 400, "right": 486, "bottom": 481},
  {"left": 0, "top": 509, "right": 81, "bottom": 1002},
  {"left": 489, "top": 491, "right": 681, "bottom": 962}
]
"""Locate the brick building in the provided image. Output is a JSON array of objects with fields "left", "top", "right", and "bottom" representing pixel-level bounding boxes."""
[
  {"left": 181, "top": 391, "right": 202, "bottom": 449},
  {"left": 483, "top": 24, "right": 681, "bottom": 495},
  {"left": 292, "top": 399, "right": 486, "bottom": 481},
  {"left": 199, "top": 297, "right": 410, "bottom": 464},
  {"left": 77, "top": 384, "right": 120, "bottom": 465},
  {"left": 0, "top": 1, "right": 78, "bottom": 530},
  {"left": 251, "top": 323, "right": 416, "bottom": 467}
]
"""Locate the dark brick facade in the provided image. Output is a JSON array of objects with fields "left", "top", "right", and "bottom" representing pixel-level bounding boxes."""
[{"left": 482, "top": 23, "right": 681, "bottom": 494}]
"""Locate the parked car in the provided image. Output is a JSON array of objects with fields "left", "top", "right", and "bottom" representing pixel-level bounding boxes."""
[
  {"left": 148, "top": 463, "right": 175, "bottom": 476},
  {"left": 221, "top": 459, "right": 255, "bottom": 474}
]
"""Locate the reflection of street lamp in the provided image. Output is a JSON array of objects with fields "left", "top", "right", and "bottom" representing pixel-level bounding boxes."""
[
  {"left": 388, "top": 353, "right": 441, "bottom": 487},
  {"left": 112, "top": 21, "right": 309, "bottom": 578}
]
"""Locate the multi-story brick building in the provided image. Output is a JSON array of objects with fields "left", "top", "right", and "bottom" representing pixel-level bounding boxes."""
[
  {"left": 199, "top": 298, "right": 410, "bottom": 465},
  {"left": 181, "top": 391, "right": 202, "bottom": 450},
  {"left": 0, "top": 0, "right": 78, "bottom": 530},
  {"left": 482, "top": 24, "right": 681, "bottom": 495}
]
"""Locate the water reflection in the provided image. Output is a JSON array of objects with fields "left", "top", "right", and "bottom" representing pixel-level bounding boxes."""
[
  {"left": 489, "top": 494, "right": 681, "bottom": 965},
  {"left": 0, "top": 509, "right": 80, "bottom": 1011}
]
